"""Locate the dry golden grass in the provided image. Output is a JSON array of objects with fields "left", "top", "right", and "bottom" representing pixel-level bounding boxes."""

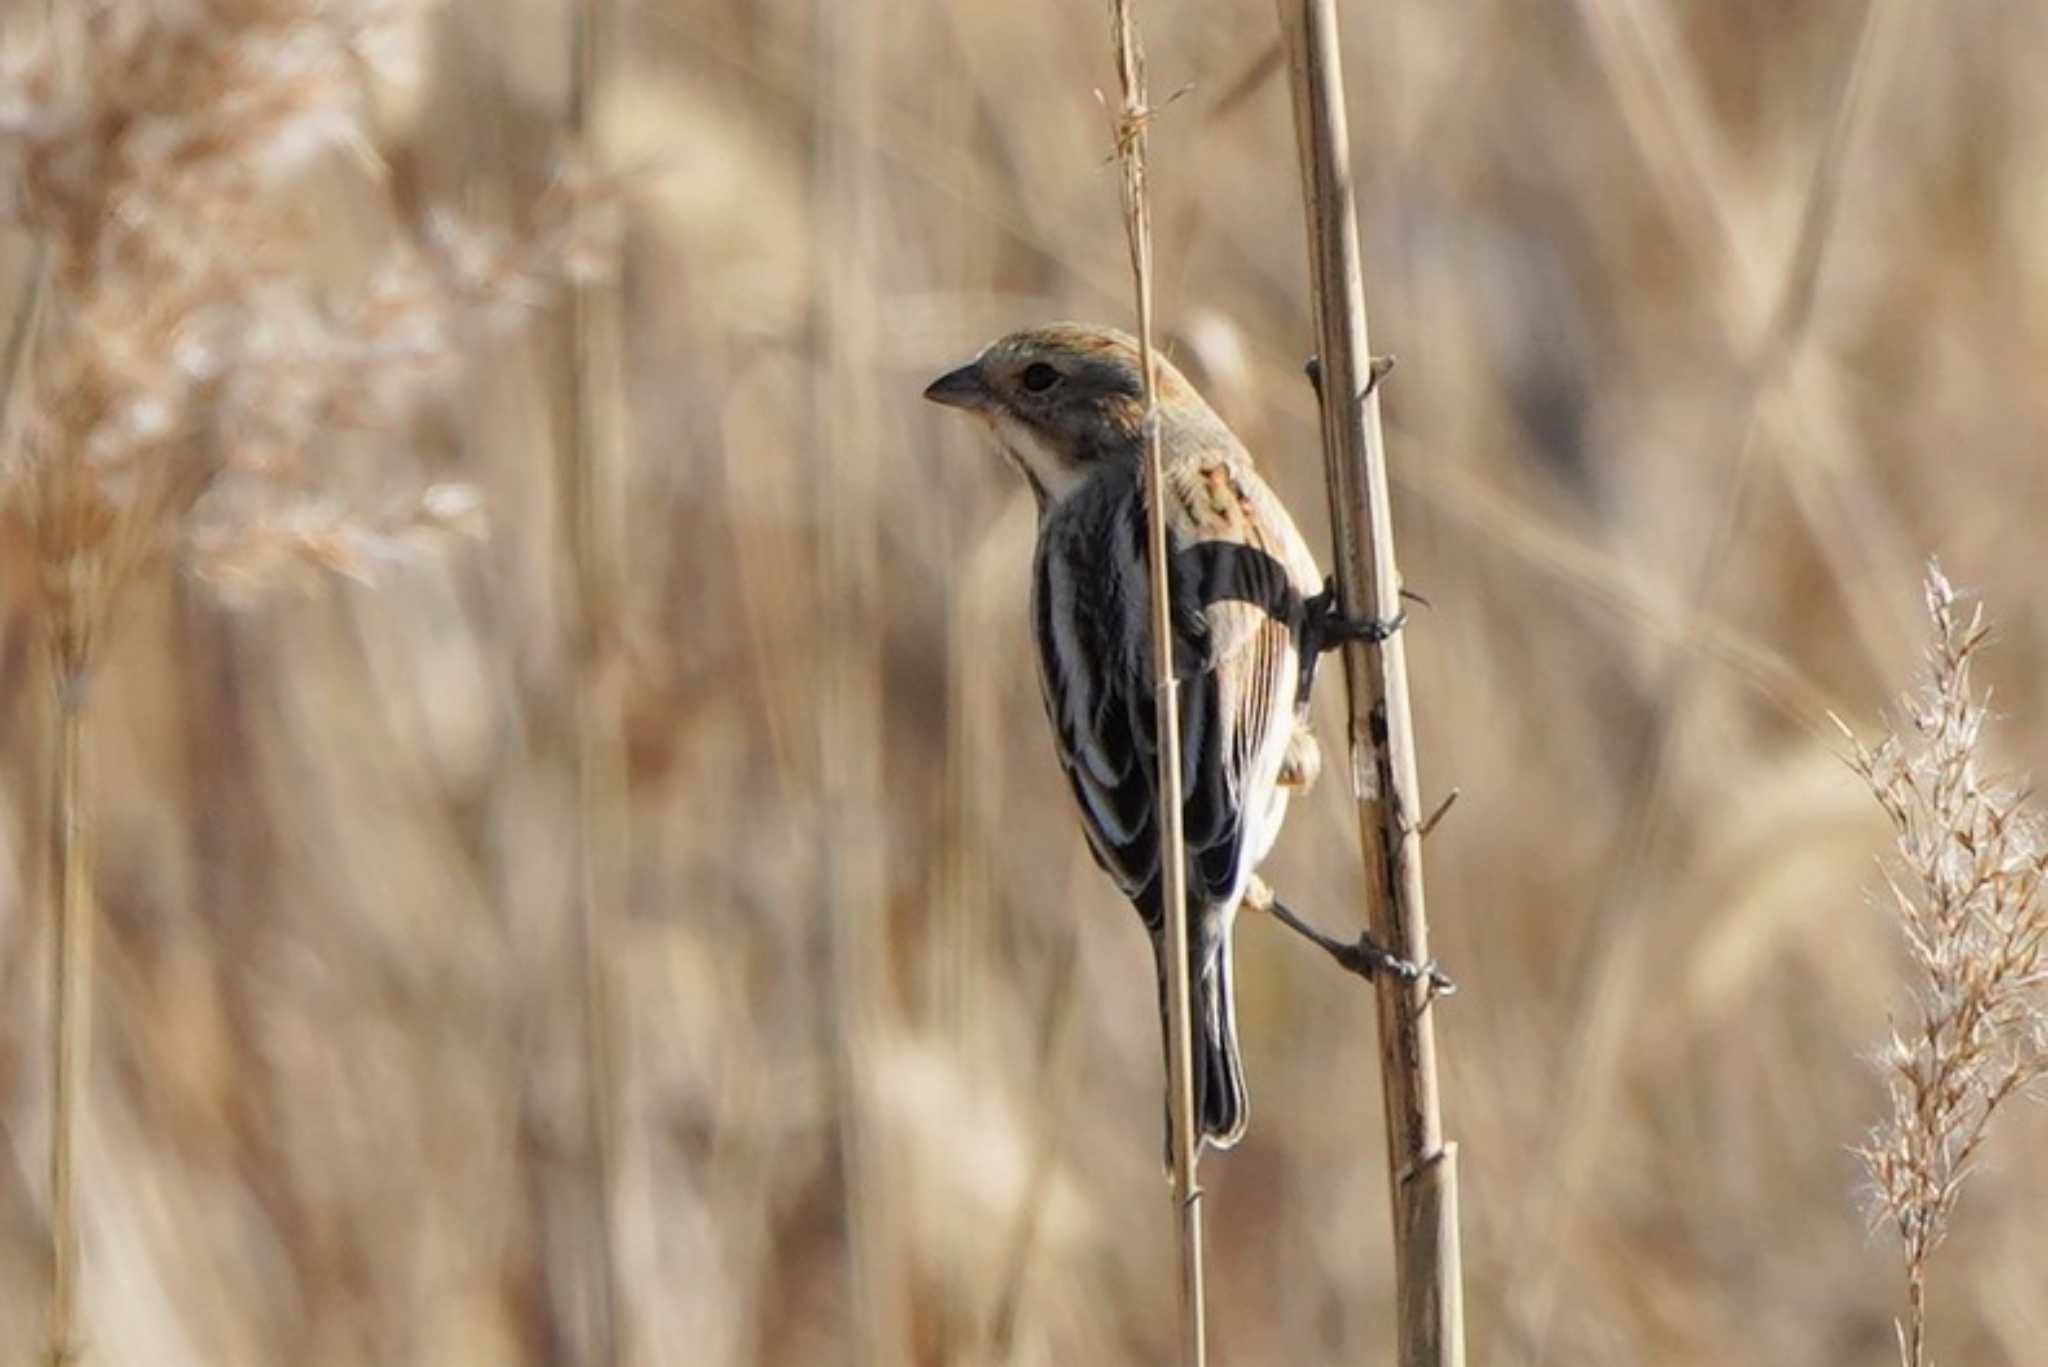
[
  {"left": 3, "top": 1, "right": 2048, "bottom": 1364},
  {"left": 1104, "top": 4, "right": 1209, "bottom": 1363}
]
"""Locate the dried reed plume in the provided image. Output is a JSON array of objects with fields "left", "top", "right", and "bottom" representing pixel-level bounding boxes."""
[
  {"left": 1841, "top": 563, "right": 2048, "bottom": 1367},
  {"left": 0, "top": 3, "right": 605, "bottom": 1358},
  {"left": 1106, "top": 2, "right": 1208, "bottom": 1362}
]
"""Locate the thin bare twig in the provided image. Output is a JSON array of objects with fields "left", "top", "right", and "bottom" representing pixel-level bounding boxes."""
[
  {"left": 45, "top": 672, "right": 91, "bottom": 1367},
  {"left": 562, "top": 0, "right": 624, "bottom": 1360},
  {"left": 5, "top": 177, "right": 83, "bottom": 1367},
  {"left": 810, "top": 0, "right": 901, "bottom": 1359},
  {"left": 1108, "top": 3, "right": 1207, "bottom": 1363},
  {"left": 1277, "top": 1, "right": 1466, "bottom": 1362},
  {"left": 0, "top": 234, "right": 72, "bottom": 1367}
]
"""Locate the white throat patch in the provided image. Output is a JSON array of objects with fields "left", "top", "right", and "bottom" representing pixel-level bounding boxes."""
[{"left": 993, "top": 411, "right": 1086, "bottom": 504}]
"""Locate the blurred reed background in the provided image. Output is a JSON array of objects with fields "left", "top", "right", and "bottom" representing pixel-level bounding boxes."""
[{"left": 4, "top": 0, "right": 2048, "bottom": 1363}]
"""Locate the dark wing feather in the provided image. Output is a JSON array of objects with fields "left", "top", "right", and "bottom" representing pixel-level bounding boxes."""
[{"left": 1032, "top": 477, "right": 1301, "bottom": 931}]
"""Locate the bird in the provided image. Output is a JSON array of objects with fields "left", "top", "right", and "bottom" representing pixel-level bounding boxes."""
[{"left": 924, "top": 322, "right": 1405, "bottom": 1156}]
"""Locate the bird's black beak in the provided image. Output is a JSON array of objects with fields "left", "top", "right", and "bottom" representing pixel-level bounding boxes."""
[{"left": 923, "top": 362, "right": 990, "bottom": 411}]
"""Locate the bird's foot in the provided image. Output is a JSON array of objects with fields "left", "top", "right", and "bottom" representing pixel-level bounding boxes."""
[
  {"left": 1302, "top": 354, "right": 1395, "bottom": 404},
  {"left": 1257, "top": 883, "right": 1456, "bottom": 1003},
  {"left": 1303, "top": 575, "right": 1406, "bottom": 653},
  {"left": 1330, "top": 935, "right": 1456, "bottom": 998}
]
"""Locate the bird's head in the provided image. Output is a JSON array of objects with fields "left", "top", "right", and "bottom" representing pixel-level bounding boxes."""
[{"left": 923, "top": 323, "right": 1223, "bottom": 504}]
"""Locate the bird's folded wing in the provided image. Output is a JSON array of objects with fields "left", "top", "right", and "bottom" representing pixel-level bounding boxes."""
[
  {"left": 1165, "top": 456, "right": 1317, "bottom": 861},
  {"left": 1038, "top": 456, "right": 1316, "bottom": 929}
]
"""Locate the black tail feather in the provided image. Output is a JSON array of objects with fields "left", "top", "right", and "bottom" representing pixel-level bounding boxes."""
[{"left": 1156, "top": 926, "right": 1249, "bottom": 1162}]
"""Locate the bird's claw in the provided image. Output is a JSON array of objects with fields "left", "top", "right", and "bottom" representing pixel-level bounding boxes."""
[
  {"left": 1302, "top": 354, "right": 1394, "bottom": 403},
  {"left": 1304, "top": 576, "right": 1406, "bottom": 652},
  {"left": 1329, "top": 607, "right": 1406, "bottom": 646},
  {"left": 1336, "top": 934, "right": 1457, "bottom": 999},
  {"left": 1261, "top": 889, "right": 1457, "bottom": 1006}
]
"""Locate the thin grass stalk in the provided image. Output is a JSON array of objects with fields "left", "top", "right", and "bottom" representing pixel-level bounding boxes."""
[
  {"left": 1276, "top": 2, "right": 1465, "bottom": 1363},
  {"left": 1904, "top": 1269, "right": 1924, "bottom": 1367},
  {"left": 32, "top": 249, "right": 91, "bottom": 1367},
  {"left": 46, "top": 667, "right": 91, "bottom": 1367},
  {"left": 7, "top": 225, "right": 84, "bottom": 1367},
  {"left": 561, "top": 0, "right": 624, "bottom": 1359},
  {"left": 1107, "top": 5, "right": 1206, "bottom": 1363},
  {"left": 810, "top": 0, "right": 898, "bottom": 1356}
]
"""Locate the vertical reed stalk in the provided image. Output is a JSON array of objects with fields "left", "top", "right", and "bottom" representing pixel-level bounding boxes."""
[
  {"left": 7, "top": 230, "right": 87, "bottom": 1367},
  {"left": 47, "top": 667, "right": 92, "bottom": 1367},
  {"left": 1903, "top": 1273, "right": 1924, "bottom": 1367},
  {"left": 1107, "top": 5, "right": 1206, "bottom": 1363},
  {"left": 561, "top": 0, "right": 624, "bottom": 1360},
  {"left": 810, "top": 0, "right": 898, "bottom": 1357},
  {"left": 1276, "top": 2, "right": 1466, "bottom": 1362},
  {"left": 29, "top": 279, "right": 94, "bottom": 1367}
]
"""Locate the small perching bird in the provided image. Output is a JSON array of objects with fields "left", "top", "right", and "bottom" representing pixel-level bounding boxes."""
[{"left": 925, "top": 322, "right": 1412, "bottom": 1152}]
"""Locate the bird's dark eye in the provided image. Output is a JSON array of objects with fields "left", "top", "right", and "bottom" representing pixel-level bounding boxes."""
[{"left": 1021, "top": 362, "right": 1061, "bottom": 393}]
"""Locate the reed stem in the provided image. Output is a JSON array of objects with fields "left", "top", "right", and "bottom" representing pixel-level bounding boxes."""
[
  {"left": 47, "top": 669, "right": 93, "bottom": 1367},
  {"left": 1107, "top": 4, "right": 1207, "bottom": 1363},
  {"left": 1277, "top": 2, "right": 1466, "bottom": 1361},
  {"left": 562, "top": 0, "right": 623, "bottom": 1359}
]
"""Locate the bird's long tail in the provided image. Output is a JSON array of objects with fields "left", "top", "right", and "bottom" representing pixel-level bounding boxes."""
[{"left": 1156, "top": 920, "right": 1248, "bottom": 1159}]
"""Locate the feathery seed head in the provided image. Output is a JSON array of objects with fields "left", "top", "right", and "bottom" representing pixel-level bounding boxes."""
[
  {"left": 1848, "top": 564, "right": 2048, "bottom": 1326},
  {"left": 0, "top": 0, "right": 614, "bottom": 637}
]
